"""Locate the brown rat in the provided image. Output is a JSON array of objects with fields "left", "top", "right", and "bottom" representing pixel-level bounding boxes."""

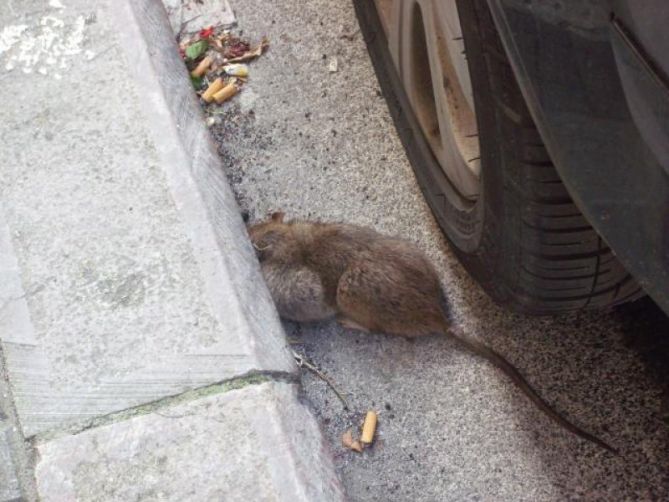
[{"left": 249, "top": 212, "right": 616, "bottom": 453}]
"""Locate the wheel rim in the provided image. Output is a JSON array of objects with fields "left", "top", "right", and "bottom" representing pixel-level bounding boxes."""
[{"left": 374, "top": 0, "right": 481, "bottom": 202}]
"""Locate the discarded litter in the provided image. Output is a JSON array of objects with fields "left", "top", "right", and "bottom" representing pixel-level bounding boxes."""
[
  {"left": 191, "top": 55, "right": 213, "bottom": 77},
  {"left": 225, "top": 38, "right": 269, "bottom": 63},
  {"left": 360, "top": 410, "right": 377, "bottom": 445},
  {"left": 342, "top": 429, "right": 363, "bottom": 453},
  {"left": 223, "top": 63, "right": 249, "bottom": 77},
  {"left": 202, "top": 77, "right": 225, "bottom": 102},
  {"left": 350, "top": 439, "right": 364, "bottom": 453},
  {"left": 223, "top": 39, "right": 250, "bottom": 59},
  {"left": 185, "top": 39, "right": 208, "bottom": 60},
  {"left": 178, "top": 26, "right": 269, "bottom": 109},
  {"left": 342, "top": 429, "right": 354, "bottom": 448},
  {"left": 291, "top": 350, "right": 350, "bottom": 410},
  {"left": 328, "top": 57, "right": 338, "bottom": 73},
  {"left": 341, "top": 410, "right": 378, "bottom": 454},
  {"left": 199, "top": 26, "right": 215, "bottom": 39},
  {"left": 213, "top": 81, "right": 239, "bottom": 104}
]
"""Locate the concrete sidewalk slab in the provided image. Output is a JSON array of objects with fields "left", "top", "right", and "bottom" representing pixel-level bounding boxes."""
[
  {"left": 35, "top": 381, "right": 344, "bottom": 501},
  {"left": 0, "top": 0, "right": 293, "bottom": 438},
  {"left": 0, "top": 0, "right": 343, "bottom": 498}
]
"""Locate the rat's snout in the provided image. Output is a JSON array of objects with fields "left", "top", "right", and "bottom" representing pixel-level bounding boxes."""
[{"left": 247, "top": 227, "right": 264, "bottom": 260}]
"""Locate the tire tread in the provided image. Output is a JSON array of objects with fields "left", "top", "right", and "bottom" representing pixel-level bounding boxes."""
[{"left": 353, "top": 0, "right": 643, "bottom": 314}]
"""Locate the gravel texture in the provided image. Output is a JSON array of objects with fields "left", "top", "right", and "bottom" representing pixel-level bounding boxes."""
[{"left": 208, "top": 0, "right": 669, "bottom": 499}]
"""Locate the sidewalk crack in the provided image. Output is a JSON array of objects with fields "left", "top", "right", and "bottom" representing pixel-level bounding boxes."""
[{"left": 32, "top": 369, "right": 298, "bottom": 444}]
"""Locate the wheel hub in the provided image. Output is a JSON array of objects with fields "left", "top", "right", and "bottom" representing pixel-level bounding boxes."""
[{"left": 375, "top": 0, "right": 481, "bottom": 201}]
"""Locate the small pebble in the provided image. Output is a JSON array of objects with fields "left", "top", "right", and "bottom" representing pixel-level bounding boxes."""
[{"left": 328, "top": 57, "right": 338, "bottom": 73}]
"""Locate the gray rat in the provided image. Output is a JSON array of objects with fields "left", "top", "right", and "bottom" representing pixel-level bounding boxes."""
[{"left": 249, "top": 212, "right": 616, "bottom": 453}]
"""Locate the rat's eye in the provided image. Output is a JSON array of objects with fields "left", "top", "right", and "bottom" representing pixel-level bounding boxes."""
[
  {"left": 249, "top": 228, "right": 280, "bottom": 262},
  {"left": 252, "top": 240, "right": 271, "bottom": 261}
]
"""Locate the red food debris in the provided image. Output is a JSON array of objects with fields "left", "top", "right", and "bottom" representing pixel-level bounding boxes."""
[
  {"left": 199, "top": 26, "right": 214, "bottom": 38},
  {"left": 178, "top": 46, "right": 186, "bottom": 59},
  {"left": 225, "top": 40, "right": 250, "bottom": 59}
]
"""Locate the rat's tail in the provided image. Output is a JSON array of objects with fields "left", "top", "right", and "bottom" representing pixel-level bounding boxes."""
[{"left": 443, "top": 322, "right": 618, "bottom": 454}]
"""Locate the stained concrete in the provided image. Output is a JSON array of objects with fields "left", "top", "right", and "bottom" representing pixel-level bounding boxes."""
[{"left": 35, "top": 381, "right": 345, "bottom": 501}]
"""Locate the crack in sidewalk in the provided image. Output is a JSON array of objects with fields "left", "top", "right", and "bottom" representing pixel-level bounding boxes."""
[{"left": 31, "top": 369, "right": 298, "bottom": 445}]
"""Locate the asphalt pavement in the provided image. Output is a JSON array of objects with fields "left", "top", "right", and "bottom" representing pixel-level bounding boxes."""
[{"left": 213, "top": 0, "right": 669, "bottom": 499}]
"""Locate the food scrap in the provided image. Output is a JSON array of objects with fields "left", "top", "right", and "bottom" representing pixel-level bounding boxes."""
[
  {"left": 185, "top": 39, "right": 208, "bottom": 60},
  {"left": 341, "top": 410, "right": 379, "bottom": 454},
  {"left": 226, "top": 38, "right": 269, "bottom": 63},
  {"left": 178, "top": 26, "right": 269, "bottom": 107},
  {"left": 342, "top": 429, "right": 354, "bottom": 449},
  {"left": 199, "top": 26, "right": 215, "bottom": 39},
  {"left": 224, "top": 39, "right": 250, "bottom": 59},
  {"left": 341, "top": 429, "right": 364, "bottom": 453}
]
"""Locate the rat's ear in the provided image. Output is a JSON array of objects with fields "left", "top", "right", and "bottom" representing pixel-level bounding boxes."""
[{"left": 271, "top": 211, "right": 285, "bottom": 223}]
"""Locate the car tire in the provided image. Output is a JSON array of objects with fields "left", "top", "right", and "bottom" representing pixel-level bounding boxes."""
[{"left": 354, "top": 0, "right": 643, "bottom": 313}]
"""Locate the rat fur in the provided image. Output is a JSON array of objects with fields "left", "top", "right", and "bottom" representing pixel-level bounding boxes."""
[{"left": 248, "top": 212, "right": 616, "bottom": 453}]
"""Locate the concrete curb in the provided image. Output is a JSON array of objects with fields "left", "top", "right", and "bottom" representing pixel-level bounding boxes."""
[
  {"left": 0, "top": 0, "right": 292, "bottom": 437},
  {"left": 0, "top": 0, "right": 344, "bottom": 498},
  {"left": 113, "top": 0, "right": 296, "bottom": 387},
  {"left": 35, "top": 380, "right": 345, "bottom": 501},
  {"left": 116, "top": 1, "right": 346, "bottom": 489}
]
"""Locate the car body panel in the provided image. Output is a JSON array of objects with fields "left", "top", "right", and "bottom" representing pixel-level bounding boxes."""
[{"left": 486, "top": 0, "right": 669, "bottom": 313}]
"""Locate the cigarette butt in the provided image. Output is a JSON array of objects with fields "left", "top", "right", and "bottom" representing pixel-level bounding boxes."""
[
  {"left": 350, "top": 440, "right": 363, "bottom": 453},
  {"left": 191, "top": 55, "right": 214, "bottom": 78},
  {"left": 202, "top": 77, "right": 225, "bottom": 102},
  {"left": 224, "top": 63, "right": 249, "bottom": 77},
  {"left": 213, "top": 82, "right": 238, "bottom": 104},
  {"left": 360, "top": 410, "right": 377, "bottom": 445}
]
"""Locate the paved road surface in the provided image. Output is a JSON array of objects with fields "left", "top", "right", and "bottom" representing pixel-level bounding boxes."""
[{"left": 212, "top": 0, "right": 669, "bottom": 499}]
